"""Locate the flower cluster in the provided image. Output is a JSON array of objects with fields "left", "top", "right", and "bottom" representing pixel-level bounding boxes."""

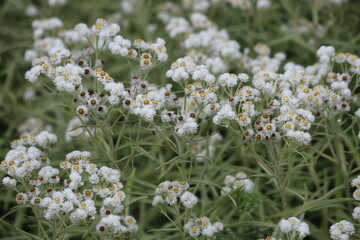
[
  {"left": 279, "top": 217, "right": 310, "bottom": 239},
  {"left": 238, "top": 43, "right": 286, "bottom": 75},
  {"left": 96, "top": 214, "right": 138, "bottom": 236},
  {"left": 155, "top": 2, "right": 360, "bottom": 145},
  {"left": 183, "top": 216, "right": 223, "bottom": 237},
  {"left": 25, "top": 10, "right": 360, "bottom": 147},
  {"left": 0, "top": 132, "right": 137, "bottom": 238},
  {"left": 329, "top": 220, "right": 355, "bottom": 240},
  {"left": 152, "top": 180, "right": 198, "bottom": 208},
  {"left": 0, "top": 131, "right": 57, "bottom": 183},
  {"left": 12, "top": 0, "right": 360, "bottom": 239},
  {"left": 109, "top": 35, "right": 168, "bottom": 67},
  {"left": 24, "top": 18, "right": 170, "bottom": 122},
  {"left": 221, "top": 171, "right": 255, "bottom": 194},
  {"left": 326, "top": 175, "right": 360, "bottom": 239},
  {"left": 32, "top": 17, "right": 63, "bottom": 39},
  {"left": 24, "top": 11, "right": 82, "bottom": 62},
  {"left": 351, "top": 175, "right": 360, "bottom": 220},
  {"left": 164, "top": 12, "right": 241, "bottom": 73}
]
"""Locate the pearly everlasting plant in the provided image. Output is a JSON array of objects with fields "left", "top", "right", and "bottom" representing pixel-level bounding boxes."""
[{"left": 2, "top": 0, "right": 360, "bottom": 239}]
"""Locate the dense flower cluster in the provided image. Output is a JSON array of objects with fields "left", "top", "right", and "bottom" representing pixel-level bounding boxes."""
[
  {"left": 351, "top": 175, "right": 360, "bottom": 201},
  {"left": 13, "top": 0, "right": 360, "bottom": 239},
  {"left": 152, "top": 180, "right": 198, "bottom": 208},
  {"left": 96, "top": 214, "right": 138, "bottom": 236},
  {"left": 184, "top": 216, "right": 223, "bottom": 237},
  {"left": 325, "top": 175, "right": 360, "bottom": 239},
  {"left": 0, "top": 131, "right": 57, "bottom": 182},
  {"left": 163, "top": 12, "right": 241, "bottom": 73},
  {"left": 329, "top": 220, "right": 355, "bottom": 240},
  {"left": 221, "top": 171, "right": 255, "bottom": 194},
  {"left": 279, "top": 217, "right": 310, "bottom": 239},
  {"left": 351, "top": 175, "right": 360, "bottom": 220},
  {"left": 25, "top": 10, "right": 360, "bottom": 147},
  {"left": 0, "top": 132, "right": 137, "bottom": 237},
  {"left": 152, "top": 180, "right": 225, "bottom": 238}
]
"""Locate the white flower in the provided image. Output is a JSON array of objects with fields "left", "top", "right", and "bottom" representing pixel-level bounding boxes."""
[
  {"left": 184, "top": 217, "right": 223, "bottom": 237},
  {"left": 298, "top": 222, "right": 310, "bottom": 238},
  {"left": 74, "top": 23, "right": 90, "bottom": 37},
  {"left": 353, "top": 189, "right": 360, "bottom": 201},
  {"left": 15, "top": 193, "right": 28, "bottom": 204},
  {"left": 202, "top": 225, "right": 217, "bottom": 237},
  {"left": 166, "top": 68, "right": 189, "bottom": 82},
  {"left": 187, "top": 225, "right": 201, "bottom": 237},
  {"left": 238, "top": 73, "right": 249, "bottom": 82},
  {"left": 241, "top": 179, "right": 255, "bottom": 193},
  {"left": 2, "top": 177, "right": 17, "bottom": 187},
  {"left": 165, "top": 194, "right": 177, "bottom": 205},
  {"left": 89, "top": 174, "right": 100, "bottom": 184},
  {"left": 316, "top": 45, "right": 335, "bottom": 63},
  {"left": 152, "top": 196, "right": 164, "bottom": 206},
  {"left": 352, "top": 206, "right": 360, "bottom": 220},
  {"left": 285, "top": 130, "right": 311, "bottom": 145},
  {"left": 355, "top": 109, "right": 360, "bottom": 118},
  {"left": 25, "top": 5, "right": 38, "bottom": 17},
  {"left": 108, "top": 95, "right": 120, "bottom": 105},
  {"left": 166, "top": 17, "right": 190, "bottom": 38},
  {"left": 213, "top": 222, "right": 224, "bottom": 231},
  {"left": 25, "top": 65, "right": 42, "bottom": 82},
  {"left": 24, "top": 50, "right": 38, "bottom": 62},
  {"left": 279, "top": 219, "right": 292, "bottom": 233},
  {"left": 35, "top": 131, "right": 57, "bottom": 147},
  {"left": 175, "top": 116, "right": 198, "bottom": 136},
  {"left": 351, "top": 175, "right": 360, "bottom": 189},
  {"left": 213, "top": 104, "right": 236, "bottom": 125},
  {"left": 68, "top": 171, "right": 83, "bottom": 189},
  {"left": 222, "top": 171, "right": 255, "bottom": 195},
  {"left": 279, "top": 217, "right": 309, "bottom": 238},
  {"left": 70, "top": 208, "right": 88, "bottom": 224},
  {"left": 218, "top": 73, "right": 238, "bottom": 87},
  {"left": 38, "top": 166, "right": 59, "bottom": 182},
  {"left": 104, "top": 82, "right": 128, "bottom": 97},
  {"left": 180, "top": 191, "right": 198, "bottom": 208},
  {"left": 329, "top": 220, "right": 355, "bottom": 240},
  {"left": 133, "top": 106, "right": 156, "bottom": 122},
  {"left": 32, "top": 17, "right": 63, "bottom": 31},
  {"left": 98, "top": 166, "right": 121, "bottom": 183}
]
